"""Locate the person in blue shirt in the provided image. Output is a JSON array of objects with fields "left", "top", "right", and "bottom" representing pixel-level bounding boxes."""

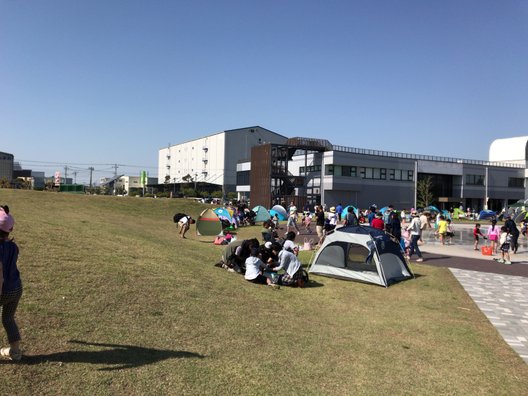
[
  {"left": 335, "top": 203, "right": 343, "bottom": 222},
  {"left": 0, "top": 206, "right": 23, "bottom": 362}
]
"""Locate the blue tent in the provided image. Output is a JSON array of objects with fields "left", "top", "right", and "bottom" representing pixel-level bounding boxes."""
[
  {"left": 252, "top": 205, "right": 271, "bottom": 222},
  {"left": 269, "top": 209, "right": 287, "bottom": 221},
  {"left": 424, "top": 205, "right": 440, "bottom": 214},
  {"left": 441, "top": 210, "right": 451, "bottom": 220},
  {"left": 342, "top": 205, "right": 359, "bottom": 217},
  {"left": 477, "top": 210, "right": 497, "bottom": 221},
  {"left": 214, "top": 208, "right": 232, "bottom": 222},
  {"left": 270, "top": 205, "right": 288, "bottom": 220}
]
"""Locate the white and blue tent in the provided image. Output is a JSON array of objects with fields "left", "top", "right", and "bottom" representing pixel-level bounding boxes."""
[{"left": 309, "top": 226, "right": 414, "bottom": 287}]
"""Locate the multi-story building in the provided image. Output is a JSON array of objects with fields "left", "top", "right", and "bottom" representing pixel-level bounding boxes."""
[
  {"left": 237, "top": 135, "right": 526, "bottom": 211},
  {"left": 0, "top": 151, "right": 14, "bottom": 183},
  {"left": 158, "top": 126, "right": 288, "bottom": 194},
  {"left": 162, "top": 127, "right": 526, "bottom": 210},
  {"left": 114, "top": 175, "right": 158, "bottom": 195}
]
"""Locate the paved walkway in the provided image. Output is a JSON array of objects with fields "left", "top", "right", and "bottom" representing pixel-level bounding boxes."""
[{"left": 417, "top": 225, "right": 528, "bottom": 364}]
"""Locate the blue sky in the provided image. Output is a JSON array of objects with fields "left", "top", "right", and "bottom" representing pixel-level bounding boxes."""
[{"left": 1, "top": 1, "right": 527, "bottom": 183}]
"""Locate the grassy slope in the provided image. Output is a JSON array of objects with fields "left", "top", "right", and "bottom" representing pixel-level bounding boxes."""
[{"left": 0, "top": 190, "right": 526, "bottom": 395}]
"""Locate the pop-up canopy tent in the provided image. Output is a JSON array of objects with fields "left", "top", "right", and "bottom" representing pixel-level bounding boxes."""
[
  {"left": 252, "top": 205, "right": 271, "bottom": 222},
  {"left": 309, "top": 226, "right": 414, "bottom": 287},
  {"left": 196, "top": 208, "right": 223, "bottom": 236},
  {"left": 270, "top": 205, "right": 288, "bottom": 221},
  {"left": 477, "top": 210, "right": 497, "bottom": 221},
  {"left": 342, "top": 205, "right": 359, "bottom": 218},
  {"left": 424, "top": 205, "right": 440, "bottom": 214},
  {"left": 452, "top": 207, "right": 465, "bottom": 219}
]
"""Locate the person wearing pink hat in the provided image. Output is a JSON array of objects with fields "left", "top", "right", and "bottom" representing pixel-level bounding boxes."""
[{"left": 0, "top": 205, "right": 23, "bottom": 361}]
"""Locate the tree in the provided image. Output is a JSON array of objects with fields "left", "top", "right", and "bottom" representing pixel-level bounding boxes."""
[
  {"left": 417, "top": 176, "right": 434, "bottom": 208},
  {"left": 0, "top": 177, "right": 10, "bottom": 188},
  {"left": 182, "top": 174, "right": 193, "bottom": 184}
]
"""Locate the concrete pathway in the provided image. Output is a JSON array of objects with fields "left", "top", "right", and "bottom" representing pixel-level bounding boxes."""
[
  {"left": 418, "top": 226, "right": 528, "bottom": 364},
  {"left": 449, "top": 268, "right": 528, "bottom": 364}
]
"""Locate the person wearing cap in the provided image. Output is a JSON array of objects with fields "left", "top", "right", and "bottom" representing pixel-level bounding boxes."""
[
  {"left": 406, "top": 210, "right": 424, "bottom": 262},
  {"left": 286, "top": 203, "right": 301, "bottom": 236},
  {"left": 327, "top": 207, "right": 338, "bottom": 232},
  {"left": 0, "top": 205, "right": 23, "bottom": 361}
]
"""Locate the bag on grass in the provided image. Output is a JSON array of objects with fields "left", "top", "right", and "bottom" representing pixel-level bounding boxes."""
[
  {"left": 303, "top": 238, "right": 313, "bottom": 251},
  {"left": 214, "top": 236, "right": 225, "bottom": 245},
  {"left": 296, "top": 269, "right": 310, "bottom": 288},
  {"left": 173, "top": 213, "right": 187, "bottom": 223}
]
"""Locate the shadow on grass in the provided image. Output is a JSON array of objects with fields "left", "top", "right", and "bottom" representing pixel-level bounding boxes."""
[
  {"left": 305, "top": 280, "right": 324, "bottom": 288},
  {"left": 21, "top": 340, "right": 205, "bottom": 370}
]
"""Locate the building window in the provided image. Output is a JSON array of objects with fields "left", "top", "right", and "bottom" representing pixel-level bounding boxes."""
[
  {"left": 407, "top": 170, "right": 414, "bottom": 181},
  {"left": 325, "top": 165, "right": 334, "bottom": 175},
  {"left": 508, "top": 177, "right": 524, "bottom": 188},
  {"left": 236, "top": 170, "right": 250, "bottom": 185},
  {"left": 466, "top": 174, "right": 484, "bottom": 186}
]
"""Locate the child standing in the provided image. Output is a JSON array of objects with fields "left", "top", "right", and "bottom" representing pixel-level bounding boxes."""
[
  {"left": 445, "top": 219, "right": 454, "bottom": 245},
  {"left": 497, "top": 226, "right": 512, "bottom": 265},
  {"left": 437, "top": 215, "right": 448, "bottom": 245},
  {"left": 521, "top": 219, "right": 528, "bottom": 238},
  {"left": 0, "top": 206, "right": 23, "bottom": 361},
  {"left": 302, "top": 212, "right": 312, "bottom": 233},
  {"left": 473, "top": 223, "right": 487, "bottom": 250},
  {"left": 486, "top": 219, "right": 500, "bottom": 254}
]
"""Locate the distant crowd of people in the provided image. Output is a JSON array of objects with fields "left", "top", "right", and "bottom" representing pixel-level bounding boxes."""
[{"left": 178, "top": 200, "right": 523, "bottom": 268}]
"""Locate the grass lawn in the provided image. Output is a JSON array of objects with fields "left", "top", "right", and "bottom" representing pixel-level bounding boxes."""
[{"left": 0, "top": 190, "right": 527, "bottom": 395}]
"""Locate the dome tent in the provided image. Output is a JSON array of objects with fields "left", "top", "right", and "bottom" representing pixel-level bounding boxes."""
[{"left": 309, "top": 226, "right": 414, "bottom": 287}]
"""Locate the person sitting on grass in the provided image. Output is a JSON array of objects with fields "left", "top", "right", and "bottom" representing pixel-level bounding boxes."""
[
  {"left": 270, "top": 242, "right": 302, "bottom": 287},
  {"left": 282, "top": 231, "right": 297, "bottom": 253},
  {"left": 244, "top": 248, "right": 276, "bottom": 286},
  {"left": 0, "top": 205, "right": 23, "bottom": 362}
]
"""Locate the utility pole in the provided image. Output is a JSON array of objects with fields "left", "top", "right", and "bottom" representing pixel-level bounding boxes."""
[
  {"left": 114, "top": 164, "right": 118, "bottom": 177},
  {"left": 64, "top": 165, "right": 69, "bottom": 182},
  {"left": 88, "top": 167, "right": 94, "bottom": 188},
  {"left": 73, "top": 171, "right": 77, "bottom": 184}
]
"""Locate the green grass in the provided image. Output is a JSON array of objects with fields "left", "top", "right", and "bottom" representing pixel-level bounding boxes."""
[{"left": 0, "top": 190, "right": 527, "bottom": 395}]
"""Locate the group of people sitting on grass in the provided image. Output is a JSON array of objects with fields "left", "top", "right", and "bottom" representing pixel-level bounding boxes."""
[{"left": 215, "top": 231, "right": 306, "bottom": 288}]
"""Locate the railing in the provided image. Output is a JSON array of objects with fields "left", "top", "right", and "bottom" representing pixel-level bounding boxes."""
[{"left": 331, "top": 145, "right": 524, "bottom": 168}]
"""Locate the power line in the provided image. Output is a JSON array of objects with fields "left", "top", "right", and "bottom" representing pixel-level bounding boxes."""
[{"left": 17, "top": 159, "right": 157, "bottom": 169}]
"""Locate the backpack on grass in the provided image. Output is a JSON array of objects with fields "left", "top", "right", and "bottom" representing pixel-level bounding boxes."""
[
  {"left": 296, "top": 269, "right": 310, "bottom": 288},
  {"left": 173, "top": 213, "right": 187, "bottom": 223}
]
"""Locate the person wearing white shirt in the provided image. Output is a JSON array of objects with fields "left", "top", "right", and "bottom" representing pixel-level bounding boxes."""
[{"left": 244, "top": 248, "right": 273, "bottom": 285}]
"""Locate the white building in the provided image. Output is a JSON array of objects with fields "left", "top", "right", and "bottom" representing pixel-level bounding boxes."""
[
  {"left": 158, "top": 126, "right": 287, "bottom": 193},
  {"left": 115, "top": 175, "right": 157, "bottom": 195}
]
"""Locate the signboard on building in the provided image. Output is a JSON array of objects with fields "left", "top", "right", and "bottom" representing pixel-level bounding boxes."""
[
  {"left": 140, "top": 170, "right": 147, "bottom": 187},
  {"left": 54, "top": 171, "right": 61, "bottom": 186}
]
